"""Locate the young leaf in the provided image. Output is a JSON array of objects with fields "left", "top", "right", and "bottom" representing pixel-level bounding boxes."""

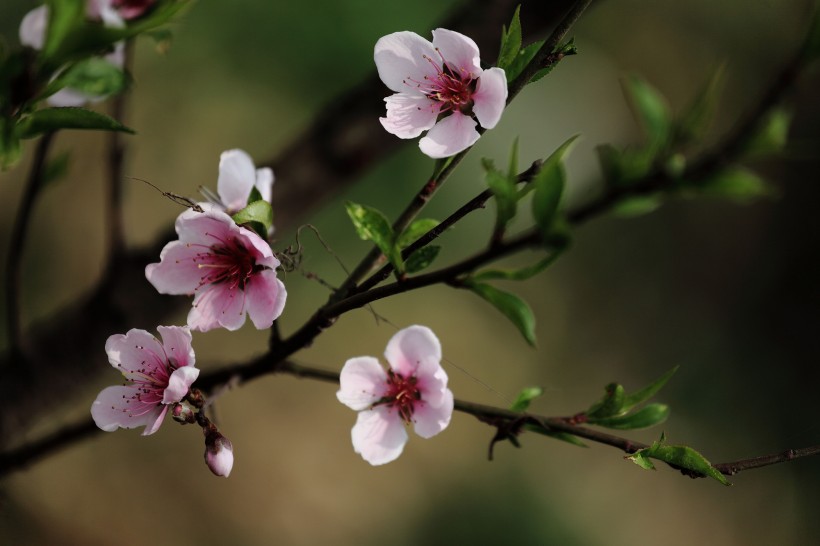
[
  {"left": 621, "top": 365, "right": 679, "bottom": 412},
  {"left": 345, "top": 202, "right": 403, "bottom": 270},
  {"left": 397, "top": 218, "right": 439, "bottom": 249},
  {"left": 470, "top": 252, "right": 563, "bottom": 283},
  {"left": 622, "top": 74, "right": 671, "bottom": 148},
  {"left": 742, "top": 108, "right": 791, "bottom": 157},
  {"left": 588, "top": 403, "right": 670, "bottom": 430},
  {"left": 627, "top": 433, "right": 731, "bottom": 486},
  {"left": 504, "top": 40, "right": 544, "bottom": 84},
  {"left": 695, "top": 167, "right": 775, "bottom": 202},
  {"left": 586, "top": 383, "right": 626, "bottom": 419},
  {"left": 17, "top": 107, "right": 135, "bottom": 138},
  {"left": 497, "top": 6, "right": 522, "bottom": 70},
  {"left": 0, "top": 118, "right": 22, "bottom": 170},
  {"left": 676, "top": 65, "right": 725, "bottom": 145},
  {"left": 42, "top": 0, "right": 85, "bottom": 61},
  {"left": 487, "top": 168, "right": 518, "bottom": 232},
  {"left": 49, "top": 57, "right": 128, "bottom": 98},
  {"left": 247, "top": 186, "right": 264, "bottom": 204},
  {"left": 465, "top": 281, "right": 536, "bottom": 346},
  {"left": 232, "top": 200, "right": 273, "bottom": 237},
  {"left": 510, "top": 386, "right": 543, "bottom": 412},
  {"left": 405, "top": 245, "right": 440, "bottom": 274},
  {"left": 611, "top": 195, "right": 662, "bottom": 218}
]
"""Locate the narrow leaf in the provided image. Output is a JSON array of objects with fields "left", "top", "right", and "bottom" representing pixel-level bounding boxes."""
[
  {"left": 497, "top": 6, "right": 522, "bottom": 70},
  {"left": 405, "top": 245, "right": 440, "bottom": 274},
  {"left": 465, "top": 281, "right": 536, "bottom": 346},
  {"left": 588, "top": 403, "right": 670, "bottom": 430},
  {"left": 611, "top": 195, "right": 662, "bottom": 217},
  {"left": 505, "top": 40, "right": 543, "bottom": 83},
  {"left": 529, "top": 135, "right": 579, "bottom": 238},
  {"left": 621, "top": 365, "right": 679, "bottom": 412},
  {"left": 676, "top": 65, "right": 725, "bottom": 144},
  {"left": 18, "top": 107, "right": 134, "bottom": 138},
  {"left": 487, "top": 168, "right": 518, "bottom": 231},
  {"left": 42, "top": 0, "right": 85, "bottom": 60},
  {"left": 510, "top": 386, "right": 543, "bottom": 412},
  {"left": 397, "top": 218, "right": 439, "bottom": 249},
  {"left": 622, "top": 74, "right": 672, "bottom": 147},
  {"left": 50, "top": 57, "right": 128, "bottom": 98},
  {"left": 471, "top": 252, "right": 563, "bottom": 283},
  {"left": 586, "top": 383, "right": 626, "bottom": 419},
  {"left": 695, "top": 167, "right": 775, "bottom": 202},
  {"left": 629, "top": 434, "right": 731, "bottom": 486},
  {"left": 743, "top": 108, "right": 791, "bottom": 157}
]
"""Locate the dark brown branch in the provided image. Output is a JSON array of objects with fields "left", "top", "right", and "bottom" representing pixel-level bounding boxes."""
[{"left": 5, "top": 131, "right": 55, "bottom": 358}]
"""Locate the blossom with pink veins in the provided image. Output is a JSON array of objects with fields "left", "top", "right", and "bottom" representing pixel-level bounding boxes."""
[
  {"left": 375, "top": 28, "right": 508, "bottom": 158},
  {"left": 91, "top": 326, "right": 199, "bottom": 435},
  {"left": 336, "top": 325, "right": 454, "bottom": 465},
  {"left": 145, "top": 208, "right": 287, "bottom": 332},
  {"left": 200, "top": 149, "right": 274, "bottom": 216}
]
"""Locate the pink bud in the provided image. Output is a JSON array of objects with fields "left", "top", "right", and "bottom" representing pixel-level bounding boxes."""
[{"left": 204, "top": 431, "right": 234, "bottom": 477}]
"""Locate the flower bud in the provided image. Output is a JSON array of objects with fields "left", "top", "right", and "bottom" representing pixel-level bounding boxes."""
[
  {"left": 171, "top": 401, "right": 196, "bottom": 424},
  {"left": 204, "top": 429, "right": 234, "bottom": 477}
]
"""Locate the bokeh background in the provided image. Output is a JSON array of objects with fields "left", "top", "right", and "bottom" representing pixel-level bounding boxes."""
[{"left": 2, "top": 0, "right": 820, "bottom": 544}]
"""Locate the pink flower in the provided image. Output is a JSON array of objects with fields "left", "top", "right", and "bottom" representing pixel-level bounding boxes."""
[
  {"left": 375, "top": 28, "right": 508, "bottom": 158},
  {"left": 91, "top": 326, "right": 199, "bottom": 435},
  {"left": 336, "top": 325, "right": 454, "bottom": 465},
  {"left": 200, "top": 149, "right": 274, "bottom": 215},
  {"left": 88, "top": 0, "right": 157, "bottom": 25},
  {"left": 19, "top": 5, "right": 125, "bottom": 107},
  {"left": 145, "top": 209, "right": 287, "bottom": 332},
  {"left": 204, "top": 428, "right": 234, "bottom": 477}
]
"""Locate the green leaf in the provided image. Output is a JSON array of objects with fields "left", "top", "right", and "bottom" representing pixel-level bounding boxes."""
[
  {"left": 529, "top": 135, "right": 580, "bottom": 240},
  {"left": 622, "top": 74, "right": 672, "bottom": 148},
  {"left": 596, "top": 144, "right": 654, "bottom": 187},
  {"left": 743, "top": 108, "right": 791, "bottom": 157},
  {"left": 231, "top": 200, "right": 273, "bottom": 237},
  {"left": 510, "top": 386, "right": 543, "bottom": 412},
  {"left": 588, "top": 403, "right": 670, "bottom": 430},
  {"left": 247, "top": 186, "right": 264, "bottom": 204},
  {"left": 345, "top": 201, "right": 402, "bottom": 269},
  {"left": 47, "top": 57, "right": 128, "bottom": 99},
  {"left": 507, "top": 137, "right": 520, "bottom": 180},
  {"left": 523, "top": 424, "right": 588, "bottom": 447},
  {"left": 621, "top": 366, "right": 679, "bottom": 412},
  {"left": 42, "top": 0, "right": 85, "bottom": 61},
  {"left": 471, "top": 252, "right": 563, "bottom": 283},
  {"left": 627, "top": 433, "right": 731, "bottom": 485},
  {"left": 487, "top": 168, "right": 518, "bottom": 232},
  {"left": 41, "top": 150, "right": 71, "bottom": 187},
  {"left": 17, "top": 107, "right": 135, "bottom": 138},
  {"left": 611, "top": 195, "right": 662, "bottom": 218},
  {"left": 586, "top": 383, "right": 626, "bottom": 419},
  {"left": 695, "top": 167, "right": 775, "bottom": 202},
  {"left": 497, "top": 6, "right": 522, "bottom": 70},
  {"left": 465, "top": 281, "right": 536, "bottom": 346},
  {"left": 397, "top": 218, "right": 439, "bottom": 249},
  {"left": 405, "top": 245, "right": 440, "bottom": 274},
  {"left": 0, "top": 117, "right": 22, "bottom": 170},
  {"left": 505, "top": 40, "right": 543, "bottom": 83},
  {"left": 676, "top": 65, "right": 725, "bottom": 145}
]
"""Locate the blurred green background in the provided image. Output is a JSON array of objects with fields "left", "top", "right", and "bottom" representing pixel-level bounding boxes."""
[{"left": 2, "top": 0, "right": 820, "bottom": 544}]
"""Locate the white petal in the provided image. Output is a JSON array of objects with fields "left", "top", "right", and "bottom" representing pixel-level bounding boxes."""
[
  {"left": 217, "top": 149, "right": 256, "bottom": 211},
  {"left": 415, "top": 357, "right": 450, "bottom": 408},
  {"left": 337, "top": 357, "right": 387, "bottom": 411},
  {"left": 413, "top": 387, "right": 454, "bottom": 439},
  {"left": 105, "top": 329, "right": 164, "bottom": 376},
  {"left": 374, "top": 31, "right": 439, "bottom": 93},
  {"left": 255, "top": 167, "right": 274, "bottom": 203},
  {"left": 47, "top": 89, "right": 96, "bottom": 108},
  {"left": 418, "top": 112, "right": 479, "bottom": 158},
  {"left": 384, "top": 325, "right": 442, "bottom": 378},
  {"left": 431, "top": 28, "right": 481, "bottom": 78},
  {"left": 473, "top": 67, "right": 508, "bottom": 129},
  {"left": 244, "top": 270, "right": 287, "bottom": 330},
  {"left": 351, "top": 407, "right": 408, "bottom": 465},
  {"left": 19, "top": 6, "right": 48, "bottom": 50},
  {"left": 163, "top": 366, "right": 200, "bottom": 404},
  {"left": 91, "top": 385, "right": 164, "bottom": 433},
  {"left": 380, "top": 93, "right": 440, "bottom": 139}
]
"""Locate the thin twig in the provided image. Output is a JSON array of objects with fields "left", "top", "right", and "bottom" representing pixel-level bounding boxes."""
[{"left": 5, "top": 131, "right": 55, "bottom": 357}]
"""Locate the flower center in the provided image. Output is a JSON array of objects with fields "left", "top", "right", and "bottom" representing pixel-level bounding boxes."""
[
  {"left": 117, "top": 350, "right": 178, "bottom": 417},
  {"left": 406, "top": 49, "right": 476, "bottom": 115},
  {"left": 381, "top": 369, "right": 422, "bottom": 423},
  {"left": 194, "top": 236, "right": 258, "bottom": 291}
]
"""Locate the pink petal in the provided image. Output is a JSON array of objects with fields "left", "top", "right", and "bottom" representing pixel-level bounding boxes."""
[
  {"left": 163, "top": 366, "right": 200, "bottom": 404},
  {"left": 145, "top": 240, "right": 209, "bottom": 295},
  {"left": 412, "top": 387, "right": 454, "bottom": 439},
  {"left": 473, "top": 67, "right": 508, "bottom": 129},
  {"left": 337, "top": 357, "right": 387, "bottom": 411},
  {"left": 255, "top": 167, "right": 274, "bottom": 203},
  {"left": 244, "top": 270, "right": 287, "bottom": 329},
  {"left": 415, "top": 357, "right": 451, "bottom": 408},
  {"left": 431, "top": 28, "right": 481, "bottom": 78},
  {"left": 374, "top": 31, "right": 439, "bottom": 94},
  {"left": 188, "top": 283, "right": 247, "bottom": 332},
  {"left": 141, "top": 405, "right": 169, "bottom": 436},
  {"left": 418, "top": 112, "right": 479, "bottom": 158},
  {"left": 384, "top": 325, "right": 442, "bottom": 378},
  {"left": 105, "top": 329, "right": 165, "bottom": 376},
  {"left": 157, "top": 325, "right": 195, "bottom": 368},
  {"left": 380, "top": 93, "right": 440, "bottom": 139},
  {"left": 218, "top": 149, "right": 256, "bottom": 211},
  {"left": 19, "top": 6, "right": 47, "bottom": 50},
  {"left": 91, "top": 385, "right": 164, "bottom": 433},
  {"left": 236, "top": 226, "right": 279, "bottom": 269},
  {"left": 174, "top": 209, "right": 235, "bottom": 247},
  {"left": 351, "top": 407, "right": 408, "bottom": 465}
]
